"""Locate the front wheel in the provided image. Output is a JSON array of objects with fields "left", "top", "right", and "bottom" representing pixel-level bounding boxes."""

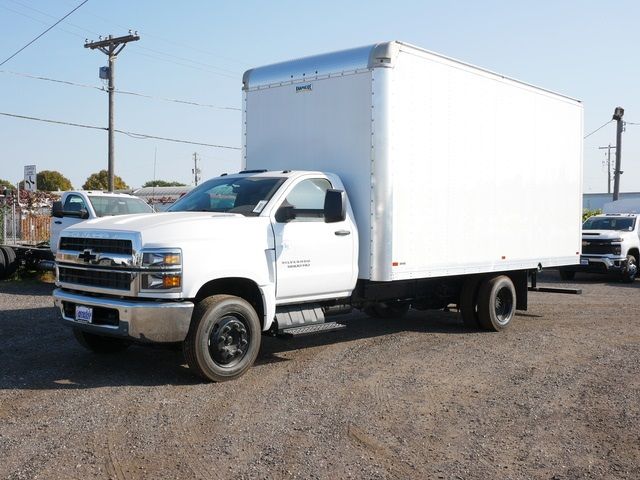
[
  {"left": 477, "top": 275, "right": 517, "bottom": 331},
  {"left": 183, "top": 295, "right": 261, "bottom": 382},
  {"left": 621, "top": 254, "right": 638, "bottom": 283}
]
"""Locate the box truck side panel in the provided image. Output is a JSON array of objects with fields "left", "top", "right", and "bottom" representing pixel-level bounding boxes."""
[
  {"left": 244, "top": 71, "right": 374, "bottom": 275},
  {"left": 387, "top": 47, "right": 582, "bottom": 280}
]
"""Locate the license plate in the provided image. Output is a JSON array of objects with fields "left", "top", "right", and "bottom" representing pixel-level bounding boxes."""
[
  {"left": 75, "top": 305, "right": 93, "bottom": 323},
  {"left": 580, "top": 258, "right": 589, "bottom": 266}
]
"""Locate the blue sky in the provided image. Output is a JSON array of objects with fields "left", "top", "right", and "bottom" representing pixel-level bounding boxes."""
[{"left": 0, "top": 0, "right": 639, "bottom": 192}]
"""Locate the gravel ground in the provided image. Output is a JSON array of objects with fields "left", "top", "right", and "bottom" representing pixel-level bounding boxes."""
[{"left": 0, "top": 272, "right": 639, "bottom": 480}]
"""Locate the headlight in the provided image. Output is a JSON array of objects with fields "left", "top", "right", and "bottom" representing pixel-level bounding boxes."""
[
  {"left": 142, "top": 251, "right": 181, "bottom": 268},
  {"left": 140, "top": 249, "right": 182, "bottom": 291},
  {"left": 141, "top": 272, "right": 182, "bottom": 289}
]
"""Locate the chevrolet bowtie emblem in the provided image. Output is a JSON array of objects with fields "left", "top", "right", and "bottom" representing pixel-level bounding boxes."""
[{"left": 78, "top": 249, "right": 97, "bottom": 262}]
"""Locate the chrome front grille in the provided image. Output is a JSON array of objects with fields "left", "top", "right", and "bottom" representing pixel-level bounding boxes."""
[
  {"left": 56, "top": 231, "right": 141, "bottom": 295},
  {"left": 59, "top": 237, "right": 133, "bottom": 255}
]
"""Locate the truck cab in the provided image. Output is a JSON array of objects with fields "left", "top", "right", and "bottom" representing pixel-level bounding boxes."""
[
  {"left": 560, "top": 213, "right": 639, "bottom": 282},
  {"left": 50, "top": 191, "right": 153, "bottom": 254}
]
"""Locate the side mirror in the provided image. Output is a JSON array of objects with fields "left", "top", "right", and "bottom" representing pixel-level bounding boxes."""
[
  {"left": 52, "top": 201, "right": 64, "bottom": 218},
  {"left": 324, "top": 189, "right": 346, "bottom": 223},
  {"left": 79, "top": 208, "right": 90, "bottom": 220},
  {"left": 275, "top": 205, "right": 296, "bottom": 223}
]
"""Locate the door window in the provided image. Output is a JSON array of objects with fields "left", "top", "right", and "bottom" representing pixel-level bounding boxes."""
[
  {"left": 63, "top": 195, "right": 87, "bottom": 214},
  {"left": 279, "top": 178, "right": 332, "bottom": 222}
]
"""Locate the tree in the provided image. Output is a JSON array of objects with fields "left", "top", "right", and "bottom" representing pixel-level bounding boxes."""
[
  {"left": 82, "top": 170, "right": 129, "bottom": 190},
  {"left": 0, "top": 178, "right": 13, "bottom": 188},
  {"left": 142, "top": 180, "right": 187, "bottom": 188},
  {"left": 36, "top": 170, "right": 73, "bottom": 191}
]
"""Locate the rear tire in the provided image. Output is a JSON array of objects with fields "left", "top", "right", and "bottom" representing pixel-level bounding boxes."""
[
  {"left": 1, "top": 247, "right": 18, "bottom": 276},
  {"left": 477, "top": 275, "right": 516, "bottom": 331},
  {"left": 559, "top": 268, "right": 576, "bottom": 281},
  {"left": 459, "top": 277, "right": 482, "bottom": 329},
  {"left": 363, "top": 301, "right": 410, "bottom": 319},
  {"left": 621, "top": 254, "right": 637, "bottom": 283},
  {"left": 184, "top": 295, "right": 261, "bottom": 382},
  {"left": 0, "top": 253, "right": 6, "bottom": 280},
  {"left": 73, "top": 328, "right": 131, "bottom": 353}
]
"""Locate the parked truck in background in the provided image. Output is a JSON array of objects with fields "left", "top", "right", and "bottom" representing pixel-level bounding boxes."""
[
  {"left": 0, "top": 190, "right": 152, "bottom": 279},
  {"left": 52, "top": 41, "right": 583, "bottom": 382},
  {"left": 560, "top": 199, "right": 640, "bottom": 282}
]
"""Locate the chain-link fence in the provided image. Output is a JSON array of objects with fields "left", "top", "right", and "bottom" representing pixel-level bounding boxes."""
[{"left": 1, "top": 201, "right": 51, "bottom": 245}]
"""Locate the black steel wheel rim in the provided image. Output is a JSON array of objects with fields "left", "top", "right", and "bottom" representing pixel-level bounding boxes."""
[
  {"left": 208, "top": 315, "right": 250, "bottom": 367},
  {"left": 494, "top": 286, "right": 514, "bottom": 325}
]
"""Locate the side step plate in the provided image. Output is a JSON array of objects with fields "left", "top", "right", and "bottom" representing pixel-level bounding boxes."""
[{"left": 279, "top": 321, "right": 346, "bottom": 338}]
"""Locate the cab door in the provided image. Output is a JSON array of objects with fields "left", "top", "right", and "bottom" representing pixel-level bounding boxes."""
[
  {"left": 272, "top": 177, "right": 357, "bottom": 302},
  {"left": 50, "top": 194, "right": 89, "bottom": 253}
]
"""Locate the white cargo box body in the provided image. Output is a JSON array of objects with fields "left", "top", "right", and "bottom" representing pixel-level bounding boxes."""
[{"left": 243, "top": 41, "right": 583, "bottom": 282}]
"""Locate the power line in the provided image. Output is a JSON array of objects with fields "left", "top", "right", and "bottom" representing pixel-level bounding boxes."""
[
  {"left": 584, "top": 120, "right": 613, "bottom": 139},
  {"left": 0, "top": 0, "right": 89, "bottom": 67},
  {"left": 0, "top": 111, "right": 241, "bottom": 150},
  {"left": 0, "top": 70, "right": 241, "bottom": 111}
]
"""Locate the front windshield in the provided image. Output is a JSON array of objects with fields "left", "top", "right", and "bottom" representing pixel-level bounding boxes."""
[
  {"left": 168, "top": 176, "right": 285, "bottom": 216},
  {"left": 89, "top": 196, "right": 153, "bottom": 217},
  {"left": 583, "top": 216, "right": 636, "bottom": 231}
]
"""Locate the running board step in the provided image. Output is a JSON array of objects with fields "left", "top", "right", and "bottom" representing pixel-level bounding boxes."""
[{"left": 279, "top": 321, "right": 346, "bottom": 338}]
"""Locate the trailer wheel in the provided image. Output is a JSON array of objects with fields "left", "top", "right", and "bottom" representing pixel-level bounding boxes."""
[
  {"left": 1, "top": 247, "right": 18, "bottom": 277},
  {"left": 73, "top": 328, "right": 131, "bottom": 353},
  {"left": 459, "top": 277, "right": 482, "bottom": 329},
  {"left": 477, "top": 275, "right": 516, "bottom": 331},
  {"left": 363, "top": 301, "right": 410, "bottom": 319},
  {"left": 183, "top": 295, "right": 261, "bottom": 382},
  {"left": 621, "top": 254, "right": 638, "bottom": 283},
  {"left": 558, "top": 268, "right": 575, "bottom": 281},
  {"left": 0, "top": 253, "right": 6, "bottom": 280}
]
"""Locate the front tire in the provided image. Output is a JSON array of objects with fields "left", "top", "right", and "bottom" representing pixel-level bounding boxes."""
[
  {"left": 184, "top": 295, "right": 261, "bottom": 382},
  {"left": 621, "top": 254, "right": 638, "bottom": 283},
  {"left": 73, "top": 328, "right": 131, "bottom": 353},
  {"left": 477, "top": 275, "right": 517, "bottom": 331}
]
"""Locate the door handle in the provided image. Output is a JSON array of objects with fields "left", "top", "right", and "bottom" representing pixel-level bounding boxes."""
[
  {"left": 54, "top": 221, "right": 62, "bottom": 224},
  {"left": 334, "top": 230, "right": 351, "bottom": 236}
]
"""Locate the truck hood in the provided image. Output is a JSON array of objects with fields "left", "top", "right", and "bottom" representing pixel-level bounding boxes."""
[
  {"left": 582, "top": 230, "right": 629, "bottom": 240},
  {"left": 62, "top": 212, "right": 262, "bottom": 246}
]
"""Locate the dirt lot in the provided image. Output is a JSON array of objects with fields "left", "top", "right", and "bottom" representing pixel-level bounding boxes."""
[{"left": 0, "top": 272, "right": 639, "bottom": 480}]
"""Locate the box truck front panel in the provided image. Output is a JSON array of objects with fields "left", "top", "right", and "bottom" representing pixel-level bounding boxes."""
[
  {"left": 388, "top": 47, "right": 582, "bottom": 280},
  {"left": 244, "top": 71, "right": 375, "bottom": 276}
]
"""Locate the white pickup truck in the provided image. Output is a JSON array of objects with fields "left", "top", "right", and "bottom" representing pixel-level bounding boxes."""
[
  {"left": 0, "top": 190, "right": 153, "bottom": 278},
  {"left": 560, "top": 201, "right": 640, "bottom": 282},
  {"left": 52, "top": 41, "right": 583, "bottom": 382}
]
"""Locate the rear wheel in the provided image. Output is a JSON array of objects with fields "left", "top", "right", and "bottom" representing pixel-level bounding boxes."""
[
  {"left": 477, "top": 275, "right": 516, "bottom": 331},
  {"left": 0, "top": 253, "right": 6, "bottom": 279},
  {"left": 363, "top": 301, "right": 410, "bottom": 319},
  {"left": 1, "top": 247, "right": 19, "bottom": 276},
  {"left": 459, "top": 276, "right": 482, "bottom": 329},
  {"left": 184, "top": 295, "right": 261, "bottom": 382},
  {"left": 559, "top": 268, "right": 576, "bottom": 281},
  {"left": 73, "top": 328, "right": 131, "bottom": 353},
  {"left": 621, "top": 254, "right": 638, "bottom": 283}
]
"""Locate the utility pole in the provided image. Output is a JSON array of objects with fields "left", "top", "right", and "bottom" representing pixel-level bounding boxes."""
[
  {"left": 192, "top": 152, "right": 201, "bottom": 186},
  {"left": 612, "top": 106, "right": 625, "bottom": 201},
  {"left": 85, "top": 32, "right": 140, "bottom": 192},
  {"left": 598, "top": 144, "right": 615, "bottom": 194}
]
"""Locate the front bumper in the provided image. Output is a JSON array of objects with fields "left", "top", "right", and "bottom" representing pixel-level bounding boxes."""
[
  {"left": 568, "top": 255, "right": 628, "bottom": 273},
  {"left": 53, "top": 288, "right": 194, "bottom": 343}
]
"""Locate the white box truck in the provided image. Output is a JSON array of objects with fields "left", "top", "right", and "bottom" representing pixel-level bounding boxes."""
[{"left": 52, "top": 41, "right": 583, "bottom": 382}]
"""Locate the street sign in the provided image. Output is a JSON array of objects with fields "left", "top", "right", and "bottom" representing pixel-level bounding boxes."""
[{"left": 24, "top": 165, "right": 37, "bottom": 192}]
